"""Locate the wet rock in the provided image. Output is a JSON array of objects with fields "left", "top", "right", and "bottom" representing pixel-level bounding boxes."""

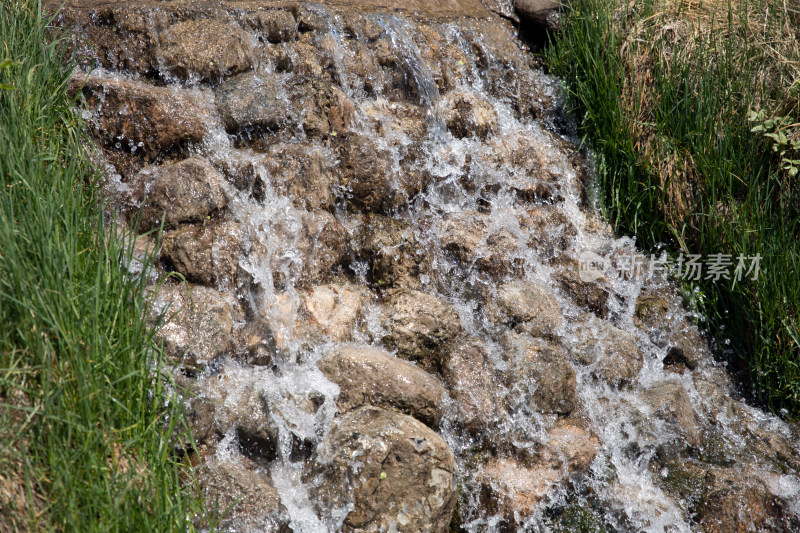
[
  {"left": 198, "top": 455, "right": 290, "bottom": 532},
  {"left": 477, "top": 458, "right": 561, "bottom": 525},
  {"left": 485, "top": 280, "right": 564, "bottom": 339},
  {"left": 483, "top": 0, "right": 519, "bottom": 22},
  {"left": 482, "top": 132, "right": 573, "bottom": 203},
  {"left": 75, "top": 76, "right": 209, "bottom": 158},
  {"left": 555, "top": 260, "right": 612, "bottom": 317},
  {"left": 441, "top": 90, "right": 498, "bottom": 140},
  {"left": 656, "top": 461, "right": 796, "bottom": 533},
  {"left": 311, "top": 407, "right": 457, "bottom": 533},
  {"left": 440, "top": 338, "right": 502, "bottom": 434},
  {"left": 517, "top": 205, "right": 577, "bottom": 260},
  {"left": 515, "top": 0, "right": 561, "bottom": 31},
  {"left": 501, "top": 333, "right": 577, "bottom": 415},
  {"left": 157, "top": 19, "right": 254, "bottom": 81},
  {"left": 439, "top": 210, "right": 522, "bottom": 279},
  {"left": 215, "top": 72, "right": 291, "bottom": 134},
  {"left": 299, "top": 284, "right": 363, "bottom": 343},
  {"left": 381, "top": 289, "right": 464, "bottom": 368},
  {"left": 542, "top": 419, "right": 601, "bottom": 476},
  {"left": 634, "top": 291, "right": 671, "bottom": 328},
  {"left": 184, "top": 396, "right": 220, "bottom": 447},
  {"left": 151, "top": 283, "right": 241, "bottom": 366},
  {"left": 297, "top": 211, "right": 350, "bottom": 284},
  {"left": 229, "top": 386, "right": 280, "bottom": 463},
  {"left": 570, "top": 316, "right": 644, "bottom": 387},
  {"left": 259, "top": 143, "right": 335, "bottom": 211},
  {"left": 245, "top": 9, "right": 297, "bottom": 43},
  {"left": 161, "top": 220, "right": 244, "bottom": 289},
  {"left": 643, "top": 381, "right": 702, "bottom": 448},
  {"left": 318, "top": 345, "right": 446, "bottom": 427},
  {"left": 354, "top": 214, "right": 428, "bottom": 290},
  {"left": 635, "top": 288, "right": 709, "bottom": 370},
  {"left": 137, "top": 157, "right": 227, "bottom": 231},
  {"left": 335, "top": 133, "right": 420, "bottom": 213}
]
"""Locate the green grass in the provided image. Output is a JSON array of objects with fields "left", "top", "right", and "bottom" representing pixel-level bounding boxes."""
[
  {"left": 545, "top": 0, "right": 800, "bottom": 417},
  {"left": 0, "top": 1, "right": 202, "bottom": 529}
]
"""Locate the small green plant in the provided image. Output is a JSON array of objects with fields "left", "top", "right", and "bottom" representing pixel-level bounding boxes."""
[
  {"left": 748, "top": 107, "right": 800, "bottom": 177},
  {"left": 0, "top": 58, "right": 13, "bottom": 90}
]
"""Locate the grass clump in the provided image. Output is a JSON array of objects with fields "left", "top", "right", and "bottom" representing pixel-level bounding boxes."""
[
  {"left": 0, "top": 1, "right": 201, "bottom": 530},
  {"left": 545, "top": 0, "right": 800, "bottom": 418}
]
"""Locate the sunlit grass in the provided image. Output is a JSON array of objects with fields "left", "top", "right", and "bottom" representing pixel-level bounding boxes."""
[
  {"left": 545, "top": 0, "right": 800, "bottom": 416},
  {"left": 0, "top": 1, "right": 203, "bottom": 529}
]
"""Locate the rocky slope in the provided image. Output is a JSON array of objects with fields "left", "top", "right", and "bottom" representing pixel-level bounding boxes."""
[{"left": 52, "top": 0, "right": 800, "bottom": 531}]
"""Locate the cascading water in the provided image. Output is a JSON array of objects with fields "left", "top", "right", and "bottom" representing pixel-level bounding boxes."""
[{"left": 55, "top": 1, "right": 800, "bottom": 531}]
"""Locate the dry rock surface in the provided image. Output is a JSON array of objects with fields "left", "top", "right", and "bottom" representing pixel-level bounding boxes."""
[{"left": 53, "top": 0, "right": 800, "bottom": 531}]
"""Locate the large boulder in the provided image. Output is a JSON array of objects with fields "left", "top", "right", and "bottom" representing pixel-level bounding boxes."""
[
  {"left": 381, "top": 289, "right": 464, "bottom": 368},
  {"left": 318, "top": 345, "right": 446, "bottom": 427},
  {"left": 157, "top": 19, "right": 254, "bottom": 81},
  {"left": 311, "top": 407, "right": 457, "bottom": 533},
  {"left": 74, "top": 76, "right": 209, "bottom": 158},
  {"left": 136, "top": 157, "right": 227, "bottom": 231}
]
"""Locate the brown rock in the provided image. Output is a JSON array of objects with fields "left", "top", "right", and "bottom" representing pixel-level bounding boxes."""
[
  {"left": 157, "top": 19, "right": 254, "bottom": 81},
  {"left": 335, "top": 133, "right": 419, "bottom": 214},
  {"left": 311, "top": 407, "right": 457, "bottom": 533},
  {"left": 517, "top": 205, "right": 577, "bottom": 260},
  {"left": 515, "top": 0, "right": 561, "bottom": 31},
  {"left": 353, "top": 214, "right": 428, "bottom": 290},
  {"left": 318, "top": 345, "right": 446, "bottom": 427},
  {"left": 137, "top": 157, "right": 227, "bottom": 231},
  {"left": 245, "top": 9, "right": 297, "bottom": 43},
  {"left": 299, "top": 284, "right": 363, "bottom": 343},
  {"left": 439, "top": 210, "right": 523, "bottom": 279},
  {"left": 501, "top": 333, "right": 577, "bottom": 415},
  {"left": 477, "top": 458, "right": 561, "bottom": 523},
  {"left": 75, "top": 76, "right": 209, "bottom": 158},
  {"left": 555, "top": 261, "right": 611, "bottom": 317},
  {"left": 441, "top": 90, "right": 498, "bottom": 140},
  {"left": 198, "top": 456, "right": 289, "bottom": 532},
  {"left": 381, "top": 289, "right": 463, "bottom": 368},
  {"left": 643, "top": 381, "right": 701, "bottom": 447},
  {"left": 161, "top": 220, "right": 244, "bottom": 289},
  {"left": 542, "top": 419, "right": 600, "bottom": 476},
  {"left": 215, "top": 71, "right": 291, "bottom": 134},
  {"left": 259, "top": 143, "right": 335, "bottom": 211},
  {"left": 657, "top": 461, "right": 795, "bottom": 533},
  {"left": 440, "top": 338, "right": 502, "bottom": 434},
  {"left": 151, "top": 283, "right": 241, "bottom": 366},
  {"left": 570, "top": 316, "right": 644, "bottom": 387},
  {"left": 297, "top": 211, "right": 350, "bottom": 284},
  {"left": 485, "top": 280, "right": 564, "bottom": 339}
]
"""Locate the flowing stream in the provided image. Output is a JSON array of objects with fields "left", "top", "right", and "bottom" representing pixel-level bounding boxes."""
[{"left": 58, "top": 1, "right": 800, "bottom": 531}]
